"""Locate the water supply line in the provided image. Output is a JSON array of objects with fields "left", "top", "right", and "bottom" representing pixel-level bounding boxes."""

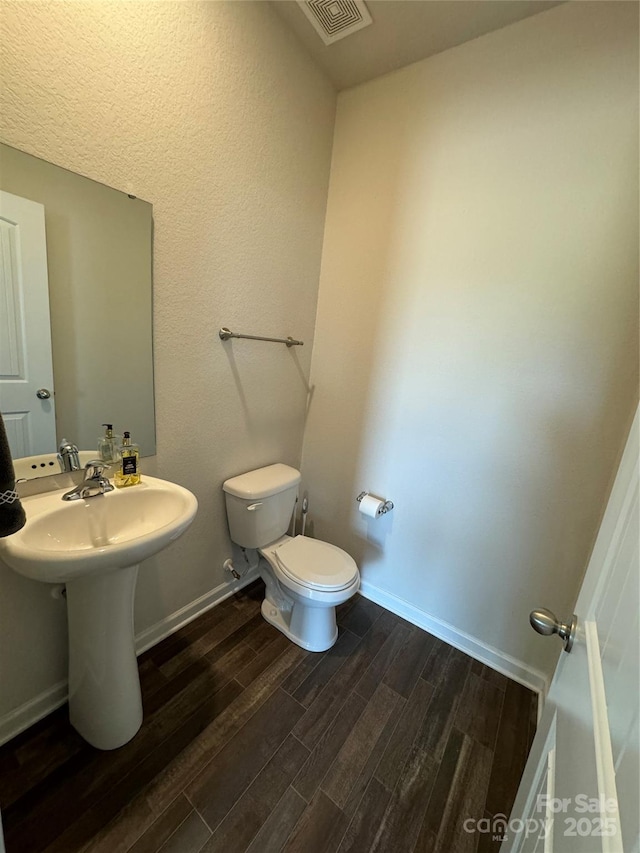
[{"left": 223, "top": 548, "right": 260, "bottom": 581}]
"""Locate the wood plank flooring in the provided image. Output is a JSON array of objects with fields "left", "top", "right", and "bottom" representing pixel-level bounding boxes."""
[{"left": 0, "top": 581, "right": 538, "bottom": 853}]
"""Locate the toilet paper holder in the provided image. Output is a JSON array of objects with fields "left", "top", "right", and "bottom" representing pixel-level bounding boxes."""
[{"left": 356, "top": 492, "right": 394, "bottom": 514}]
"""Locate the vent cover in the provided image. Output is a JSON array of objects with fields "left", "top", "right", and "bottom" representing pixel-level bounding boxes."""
[{"left": 297, "top": 0, "right": 372, "bottom": 45}]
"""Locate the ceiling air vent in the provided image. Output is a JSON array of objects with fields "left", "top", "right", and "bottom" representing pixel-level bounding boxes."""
[{"left": 297, "top": 0, "right": 373, "bottom": 45}]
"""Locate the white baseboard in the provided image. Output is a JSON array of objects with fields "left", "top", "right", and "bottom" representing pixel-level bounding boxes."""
[
  {"left": 359, "top": 578, "right": 548, "bottom": 698},
  {"left": 0, "top": 680, "right": 68, "bottom": 748},
  {"left": 2, "top": 572, "right": 545, "bottom": 746},
  {"left": 135, "top": 568, "right": 259, "bottom": 655},
  {"left": 0, "top": 569, "right": 259, "bottom": 747}
]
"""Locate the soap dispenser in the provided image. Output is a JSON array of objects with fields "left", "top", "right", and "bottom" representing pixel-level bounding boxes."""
[
  {"left": 98, "top": 424, "right": 121, "bottom": 465},
  {"left": 114, "top": 431, "right": 141, "bottom": 488}
]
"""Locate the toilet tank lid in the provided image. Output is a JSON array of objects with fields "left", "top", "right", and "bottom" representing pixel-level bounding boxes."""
[{"left": 222, "top": 463, "right": 301, "bottom": 499}]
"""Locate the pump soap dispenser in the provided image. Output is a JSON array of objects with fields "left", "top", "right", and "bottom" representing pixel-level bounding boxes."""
[
  {"left": 98, "top": 424, "right": 122, "bottom": 465},
  {"left": 114, "top": 431, "right": 141, "bottom": 488}
]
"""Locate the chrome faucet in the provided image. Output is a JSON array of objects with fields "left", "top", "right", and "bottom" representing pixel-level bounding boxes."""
[
  {"left": 57, "top": 438, "right": 81, "bottom": 473},
  {"left": 62, "top": 460, "right": 114, "bottom": 501}
]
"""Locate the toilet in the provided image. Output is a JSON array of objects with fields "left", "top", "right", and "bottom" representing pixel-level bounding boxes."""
[{"left": 223, "top": 464, "right": 360, "bottom": 652}]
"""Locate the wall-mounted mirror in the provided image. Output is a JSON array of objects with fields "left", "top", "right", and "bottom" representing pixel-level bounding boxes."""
[{"left": 0, "top": 143, "right": 155, "bottom": 479}]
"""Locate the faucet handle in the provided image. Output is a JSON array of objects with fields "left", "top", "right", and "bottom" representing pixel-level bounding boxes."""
[{"left": 84, "top": 460, "right": 111, "bottom": 480}]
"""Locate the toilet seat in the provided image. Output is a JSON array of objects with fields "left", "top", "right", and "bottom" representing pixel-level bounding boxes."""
[{"left": 272, "top": 535, "right": 358, "bottom": 592}]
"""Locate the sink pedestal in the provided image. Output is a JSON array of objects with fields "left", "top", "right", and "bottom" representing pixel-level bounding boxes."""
[
  {"left": 0, "top": 474, "right": 198, "bottom": 750},
  {"left": 66, "top": 565, "right": 142, "bottom": 750}
]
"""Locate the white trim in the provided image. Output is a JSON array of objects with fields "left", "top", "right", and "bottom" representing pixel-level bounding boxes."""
[
  {"left": 502, "top": 711, "right": 557, "bottom": 853},
  {"left": 359, "top": 578, "right": 547, "bottom": 698},
  {"left": 0, "top": 680, "right": 68, "bottom": 747},
  {"left": 585, "top": 620, "right": 622, "bottom": 853},
  {"left": 0, "top": 569, "right": 258, "bottom": 746},
  {"left": 544, "top": 744, "right": 557, "bottom": 853},
  {"left": 135, "top": 568, "right": 259, "bottom": 655}
]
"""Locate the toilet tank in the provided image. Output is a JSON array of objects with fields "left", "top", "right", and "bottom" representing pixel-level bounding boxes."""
[{"left": 222, "top": 464, "right": 301, "bottom": 549}]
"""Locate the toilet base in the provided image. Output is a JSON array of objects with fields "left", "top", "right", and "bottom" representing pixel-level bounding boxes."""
[{"left": 261, "top": 598, "right": 338, "bottom": 653}]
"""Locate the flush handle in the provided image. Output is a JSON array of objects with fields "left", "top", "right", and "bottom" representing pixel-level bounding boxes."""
[{"left": 246, "top": 503, "right": 263, "bottom": 511}]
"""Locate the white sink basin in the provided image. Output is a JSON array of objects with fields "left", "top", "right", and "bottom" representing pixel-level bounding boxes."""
[
  {"left": 0, "top": 475, "right": 198, "bottom": 750},
  {"left": 1, "top": 475, "right": 198, "bottom": 582}
]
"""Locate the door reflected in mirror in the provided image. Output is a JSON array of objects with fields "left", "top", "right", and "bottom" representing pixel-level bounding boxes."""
[{"left": 0, "top": 143, "right": 155, "bottom": 479}]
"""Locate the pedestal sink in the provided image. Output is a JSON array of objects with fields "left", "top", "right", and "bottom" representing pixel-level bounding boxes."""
[{"left": 0, "top": 476, "right": 198, "bottom": 750}]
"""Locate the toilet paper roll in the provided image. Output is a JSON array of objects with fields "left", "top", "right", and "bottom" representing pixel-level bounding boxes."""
[{"left": 359, "top": 494, "right": 385, "bottom": 519}]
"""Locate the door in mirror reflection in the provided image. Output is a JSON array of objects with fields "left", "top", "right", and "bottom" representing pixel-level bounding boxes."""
[{"left": 0, "top": 190, "right": 57, "bottom": 457}]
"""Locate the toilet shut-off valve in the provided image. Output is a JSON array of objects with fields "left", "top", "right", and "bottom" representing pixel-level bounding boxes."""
[
  {"left": 223, "top": 558, "right": 241, "bottom": 580},
  {"left": 224, "top": 548, "right": 260, "bottom": 581}
]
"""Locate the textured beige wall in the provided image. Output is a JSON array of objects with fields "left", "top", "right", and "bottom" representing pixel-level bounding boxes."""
[
  {"left": 301, "top": 1, "right": 639, "bottom": 682},
  {"left": 0, "top": 1, "right": 335, "bottom": 721}
]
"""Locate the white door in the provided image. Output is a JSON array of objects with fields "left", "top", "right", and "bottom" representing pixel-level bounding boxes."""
[
  {"left": 503, "top": 405, "right": 639, "bottom": 853},
  {"left": 0, "top": 190, "right": 56, "bottom": 457}
]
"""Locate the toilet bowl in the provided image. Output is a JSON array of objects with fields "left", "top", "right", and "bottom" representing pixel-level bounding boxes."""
[
  {"left": 223, "top": 464, "right": 360, "bottom": 652},
  {"left": 259, "top": 534, "right": 359, "bottom": 651}
]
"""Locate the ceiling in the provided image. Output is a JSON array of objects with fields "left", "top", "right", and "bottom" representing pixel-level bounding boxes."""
[{"left": 271, "top": 1, "right": 564, "bottom": 90}]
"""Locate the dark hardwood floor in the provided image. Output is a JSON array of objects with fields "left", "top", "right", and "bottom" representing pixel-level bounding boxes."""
[{"left": 0, "top": 582, "right": 537, "bottom": 853}]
